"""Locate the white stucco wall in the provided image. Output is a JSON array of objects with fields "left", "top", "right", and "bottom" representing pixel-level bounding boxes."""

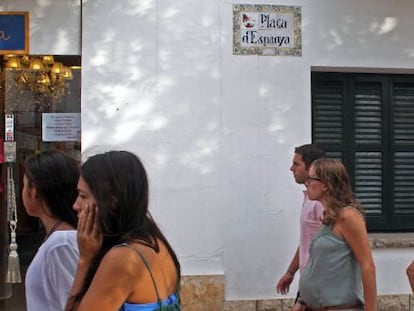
[
  {"left": 80, "top": 0, "right": 414, "bottom": 300},
  {"left": 6, "top": 0, "right": 414, "bottom": 301}
]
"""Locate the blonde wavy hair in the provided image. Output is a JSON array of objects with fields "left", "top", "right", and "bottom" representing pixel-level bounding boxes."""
[{"left": 312, "top": 158, "right": 364, "bottom": 225}]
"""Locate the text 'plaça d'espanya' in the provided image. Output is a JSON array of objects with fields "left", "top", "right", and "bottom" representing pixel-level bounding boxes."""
[
  {"left": 258, "top": 14, "right": 288, "bottom": 29},
  {"left": 241, "top": 13, "right": 291, "bottom": 47},
  {"left": 242, "top": 31, "right": 290, "bottom": 47}
]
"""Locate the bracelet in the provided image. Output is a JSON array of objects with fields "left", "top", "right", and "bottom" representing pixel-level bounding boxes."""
[{"left": 287, "top": 270, "right": 295, "bottom": 277}]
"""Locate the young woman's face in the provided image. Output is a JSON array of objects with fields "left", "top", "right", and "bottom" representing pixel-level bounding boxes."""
[
  {"left": 73, "top": 176, "right": 97, "bottom": 215},
  {"left": 305, "top": 165, "right": 327, "bottom": 201},
  {"left": 22, "top": 174, "right": 39, "bottom": 217}
]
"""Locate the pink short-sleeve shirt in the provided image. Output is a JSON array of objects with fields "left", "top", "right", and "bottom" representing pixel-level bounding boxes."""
[{"left": 299, "top": 190, "right": 325, "bottom": 271}]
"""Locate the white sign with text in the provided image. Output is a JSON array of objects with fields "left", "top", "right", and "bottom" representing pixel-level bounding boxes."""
[
  {"left": 233, "top": 4, "right": 301, "bottom": 56},
  {"left": 42, "top": 113, "right": 81, "bottom": 142}
]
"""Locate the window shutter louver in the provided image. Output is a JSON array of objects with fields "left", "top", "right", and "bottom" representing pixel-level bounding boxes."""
[
  {"left": 393, "top": 152, "right": 414, "bottom": 214},
  {"left": 312, "top": 81, "right": 343, "bottom": 145},
  {"left": 392, "top": 82, "right": 414, "bottom": 219},
  {"left": 354, "top": 152, "right": 383, "bottom": 215},
  {"left": 354, "top": 82, "right": 383, "bottom": 144},
  {"left": 392, "top": 82, "right": 414, "bottom": 144},
  {"left": 352, "top": 82, "right": 384, "bottom": 217}
]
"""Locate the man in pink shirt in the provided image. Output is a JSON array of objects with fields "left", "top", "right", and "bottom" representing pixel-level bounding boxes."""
[{"left": 276, "top": 144, "right": 325, "bottom": 311}]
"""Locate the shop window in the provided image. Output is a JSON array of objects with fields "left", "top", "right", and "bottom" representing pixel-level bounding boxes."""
[
  {"left": 312, "top": 72, "right": 414, "bottom": 232},
  {"left": 0, "top": 55, "right": 81, "bottom": 300}
]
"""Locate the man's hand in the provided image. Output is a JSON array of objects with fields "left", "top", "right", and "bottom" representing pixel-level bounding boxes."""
[{"left": 276, "top": 271, "right": 294, "bottom": 295}]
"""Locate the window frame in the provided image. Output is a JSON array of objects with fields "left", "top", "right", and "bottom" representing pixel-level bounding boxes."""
[{"left": 311, "top": 72, "right": 414, "bottom": 232}]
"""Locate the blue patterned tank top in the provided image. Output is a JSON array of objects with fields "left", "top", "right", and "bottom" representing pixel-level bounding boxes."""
[{"left": 116, "top": 243, "right": 181, "bottom": 311}]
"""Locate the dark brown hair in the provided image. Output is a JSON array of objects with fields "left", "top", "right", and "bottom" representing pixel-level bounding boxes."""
[
  {"left": 24, "top": 151, "right": 79, "bottom": 228},
  {"left": 68, "top": 151, "right": 180, "bottom": 309},
  {"left": 295, "top": 144, "right": 326, "bottom": 169},
  {"left": 312, "top": 158, "right": 364, "bottom": 225}
]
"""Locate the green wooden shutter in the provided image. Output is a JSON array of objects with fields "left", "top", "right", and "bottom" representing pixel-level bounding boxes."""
[
  {"left": 312, "top": 80, "right": 344, "bottom": 145},
  {"left": 312, "top": 73, "right": 414, "bottom": 231},
  {"left": 312, "top": 73, "right": 387, "bottom": 231},
  {"left": 352, "top": 80, "right": 387, "bottom": 229},
  {"left": 391, "top": 81, "right": 414, "bottom": 229},
  {"left": 354, "top": 82, "right": 383, "bottom": 145},
  {"left": 354, "top": 152, "right": 383, "bottom": 216},
  {"left": 392, "top": 82, "right": 414, "bottom": 145}
]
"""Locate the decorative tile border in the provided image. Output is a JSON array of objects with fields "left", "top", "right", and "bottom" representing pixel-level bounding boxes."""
[{"left": 233, "top": 4, "right": 301, "bottom": 56}]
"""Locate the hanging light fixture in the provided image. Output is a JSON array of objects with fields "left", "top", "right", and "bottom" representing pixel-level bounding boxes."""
[
  {"left": 5, "top": 56, "right": 21, "bottom": 69},
  {"left": 3, "top": 54, "right": 75, "bottom": 102}
]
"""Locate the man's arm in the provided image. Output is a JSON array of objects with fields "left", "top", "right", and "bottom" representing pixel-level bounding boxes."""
[{"left": 276, "top": 247, "right": 299, "bottom": 295}]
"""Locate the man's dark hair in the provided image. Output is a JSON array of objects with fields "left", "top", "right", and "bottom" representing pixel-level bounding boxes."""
[{"left": 294, "top": 144, "right": 326, "bottom": 169}]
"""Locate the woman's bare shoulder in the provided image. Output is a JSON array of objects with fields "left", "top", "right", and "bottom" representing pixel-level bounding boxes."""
[
  {"left": 340, "top": 206, "right": 364, "bottom": 219},
  {"left": 99, "top": 245, "right": 147, "bottom": 276},
  {"left": 336, "top": 206, "right": 366, "bottom": 234}
]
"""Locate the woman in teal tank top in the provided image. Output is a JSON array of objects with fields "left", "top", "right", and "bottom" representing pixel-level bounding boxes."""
[
  {"left": 64, "top": 151, "right": 181, "bottom": 311},
  {"left": 299, "top": 158, "right": 376, "bottom": 311}
]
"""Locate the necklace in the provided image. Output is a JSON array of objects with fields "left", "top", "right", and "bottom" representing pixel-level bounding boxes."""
[{"left": 43, "top": 220, "right": 63, "bottom": 242}]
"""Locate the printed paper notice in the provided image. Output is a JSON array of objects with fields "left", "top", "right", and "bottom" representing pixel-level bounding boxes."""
[{"left": 42, "top": 113, "right": 81, "bottom": 142}]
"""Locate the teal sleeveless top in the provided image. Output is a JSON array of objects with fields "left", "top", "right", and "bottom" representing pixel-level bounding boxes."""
[
  {"left": 116, "top": 243, "right": 181, "bottom": 311},
  {"left": 299, "top": 225, "right": 364, "bottom": 308}
]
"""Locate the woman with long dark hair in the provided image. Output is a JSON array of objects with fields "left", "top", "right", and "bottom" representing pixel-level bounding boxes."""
[
  {"left": 65, "top": 151, "right": 180, "bottom": 311},
  {"left": 299, "top": 158, "right": 376, "bottom": 311},
  {"left": 23, "top": 151, "right": 80, "bottom": 311}
]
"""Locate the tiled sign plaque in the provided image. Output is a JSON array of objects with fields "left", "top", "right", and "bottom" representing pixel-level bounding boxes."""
[{"left": 233, "top": 4, "right": 301, "bottom": 56}]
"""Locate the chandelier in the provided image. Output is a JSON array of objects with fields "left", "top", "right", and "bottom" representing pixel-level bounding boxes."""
[{"left": 3, "top": 55, "right": 73, "bottom": 102}]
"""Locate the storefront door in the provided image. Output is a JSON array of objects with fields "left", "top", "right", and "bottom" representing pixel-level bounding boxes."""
[{"left": 0, "top": 55, "right": 81, "bottom": 310}]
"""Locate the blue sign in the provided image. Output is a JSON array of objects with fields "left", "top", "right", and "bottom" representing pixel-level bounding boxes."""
[{"left": 0, "top": 12, "right": 29, "bottom": 54}]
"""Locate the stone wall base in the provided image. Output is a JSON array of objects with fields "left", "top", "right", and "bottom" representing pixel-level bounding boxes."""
[{"left": 181, "top": 275, "right": 414, "bottom": 311}]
